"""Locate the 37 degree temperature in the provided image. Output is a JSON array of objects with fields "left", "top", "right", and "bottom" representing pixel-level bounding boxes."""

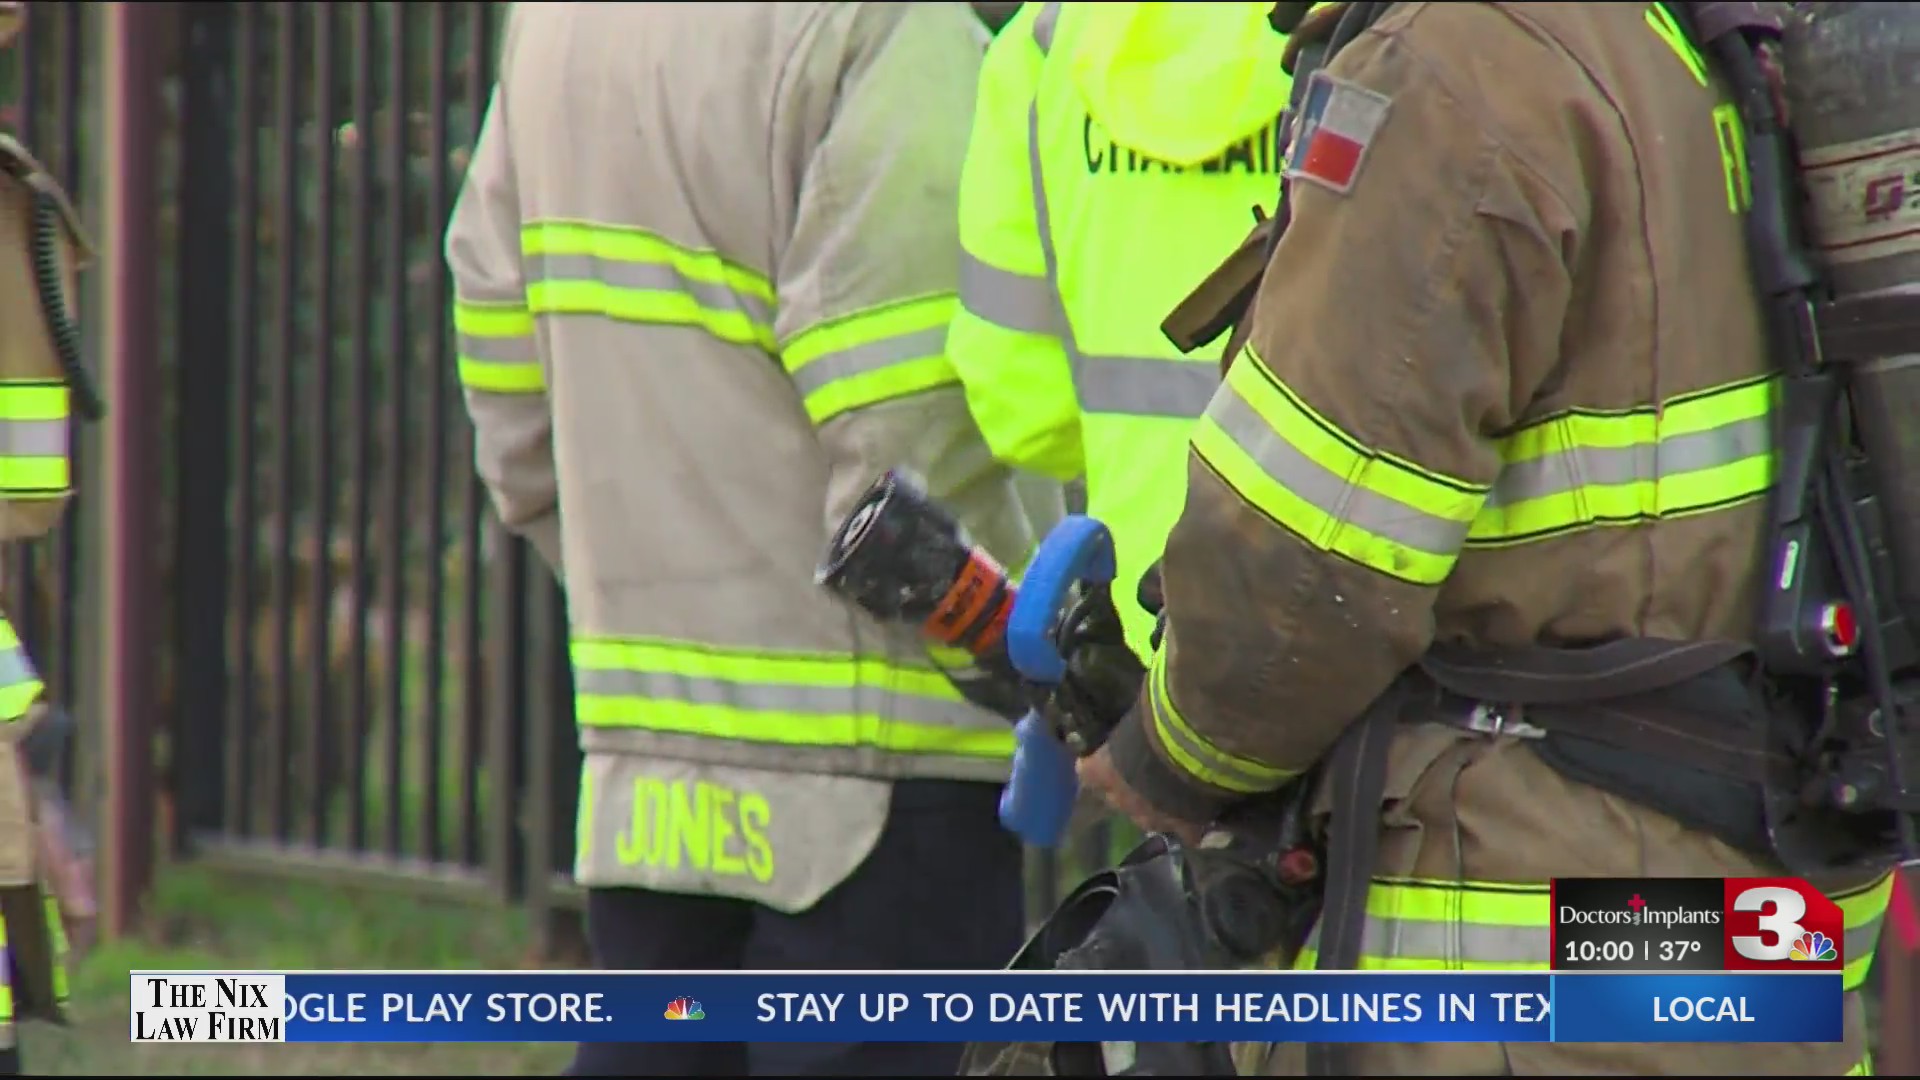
[{"left": 1659, "top": 940, "right": 1702, "bottom": 964}]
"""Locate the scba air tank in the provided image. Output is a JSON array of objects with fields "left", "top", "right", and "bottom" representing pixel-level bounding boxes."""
[{"left": 1784, "top": 1, "right": 1920, "bottom": 627}]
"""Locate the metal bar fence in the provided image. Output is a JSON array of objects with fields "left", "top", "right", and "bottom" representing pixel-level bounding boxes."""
[{"left": 166, "top": 2, "right": 539, "bottom": 907}]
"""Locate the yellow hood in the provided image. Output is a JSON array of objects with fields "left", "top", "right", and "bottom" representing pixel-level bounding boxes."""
[{"left": 1070, "top": 2, "right": 1292, "bottom": 168}]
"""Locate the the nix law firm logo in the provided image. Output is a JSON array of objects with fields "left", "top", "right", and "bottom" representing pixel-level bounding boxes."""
[{"left": 131, "top": 972, "right": 287, "bottom": 1043}]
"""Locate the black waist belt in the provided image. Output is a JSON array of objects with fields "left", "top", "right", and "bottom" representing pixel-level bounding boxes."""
[
  {"left": 1420, "top": 637, "right": 1793, "bottom": 781},
  {"left": 1307, "top": 636, "right": 1764, "bottom": 1077}
]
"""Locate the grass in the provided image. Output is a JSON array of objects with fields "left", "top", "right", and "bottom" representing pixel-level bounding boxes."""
[{"left": 20, "top": 866, "right": 572, "bottom": 1076}]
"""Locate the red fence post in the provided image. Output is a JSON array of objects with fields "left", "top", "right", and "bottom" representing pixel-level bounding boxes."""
[{"left": 98, "top": 0, "right": 167, "bottom": 938}]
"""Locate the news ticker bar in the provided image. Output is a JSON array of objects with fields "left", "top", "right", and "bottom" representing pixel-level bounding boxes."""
[{"left": 131, "top": 971, "right": 1843, "bottom": 1045}]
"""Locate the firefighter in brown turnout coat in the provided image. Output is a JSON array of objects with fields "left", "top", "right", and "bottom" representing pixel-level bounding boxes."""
[{"left": 1072, "top": 2, "right": 1894, "bottom": 1075}]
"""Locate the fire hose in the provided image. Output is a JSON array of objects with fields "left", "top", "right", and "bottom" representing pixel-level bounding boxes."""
[{"left": 816, "top": 469, "right": 1139, "bottom": 848}]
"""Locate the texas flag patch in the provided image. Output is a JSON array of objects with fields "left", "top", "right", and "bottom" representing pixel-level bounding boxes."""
[{"left": 1286, "top": 70, "right": 1393, "bottom": 196}]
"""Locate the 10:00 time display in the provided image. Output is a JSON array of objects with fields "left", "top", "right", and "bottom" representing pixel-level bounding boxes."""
[
  {"left": 1563, "top": 939, "right": 1636, "bottom": 964},
  {"left": 1563, "top": 939, "right": 1704, "bottom": 964}
]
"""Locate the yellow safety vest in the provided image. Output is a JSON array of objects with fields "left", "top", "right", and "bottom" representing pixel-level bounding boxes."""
[{"left": 949, "top": 1, "right": 1293, "bottom": 657}]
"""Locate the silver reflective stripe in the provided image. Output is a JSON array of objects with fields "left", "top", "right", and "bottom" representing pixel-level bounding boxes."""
[
  {"left": 1022, "top": 2, "right": 1214, "bottom": 422},
  {"left": 959, "top": 253, "right": 1062, "bottom": 337},
  {"left": 787, "top": 326, "right": 948, "bottom": 399},
  {"left": 577, "top": 725, "right": 1013, "bottom": 784},
  {"left": 1208, "top": 387, "right": 1472, "bottom": 555},
  {"left": 1032, "top": 0, "right": 1061, "bottom": 51},
  {"left": 455, "top": 332, "right": 537, "bottom": 364},
  {"left": 1301, "top": 912, "right": 1548, "bottom": 966},
  {"left": 0, "top": 419, "right": 67, "bottom": 458},
  {"left": 0, "top": 642, "right": 37, "bottom": 690},
  {"left": 572, "top": 665, "right": 993, "bottom": 731},
  {"left": 457, "top": 284, "right": 527, "bottom": 304},
  {"left": 523, "top": 252, "right": 774, "bottom": 327},
  {"left": 1846, "top": 914, "right": 1883, "bottom": 974},
  {"left": 1150, "top": 696, "right": 1285, "bottom": 794},
  {"left": 1077, "top": 355, "right": 1218, "bottom": 417},
  {"left": 1486, "top": 415, "right": 1772, "bottom": 508}
]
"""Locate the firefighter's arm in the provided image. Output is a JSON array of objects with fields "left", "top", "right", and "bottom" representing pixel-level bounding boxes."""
[
  {"left": 777, "top": 2, "right": 1049, "bottom": 564},
  {"left": 1104, "top": 7, "right": 1585, "bottom": 821},
  {"left": 445, "top": 74, "right": 563, "bottom": 579},
  {"left": 946, "top": 5, "right": 1085, "bottom": 482}
]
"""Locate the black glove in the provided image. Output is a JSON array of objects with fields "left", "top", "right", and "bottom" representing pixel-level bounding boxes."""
[
  {"left": 1047, "top": 583, "right": 1147, "bottom": 755},
  {"left": 20, "top": 702, "right": 70, "bottom": 780},
  {"left": 1138, "top": 561, "right": 1168, "bottom": 652}
]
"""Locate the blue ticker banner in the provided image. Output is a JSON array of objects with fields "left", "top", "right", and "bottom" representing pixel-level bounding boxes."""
[{"left": 130, "top": 970, "right": 1843, "bottom": 1044}]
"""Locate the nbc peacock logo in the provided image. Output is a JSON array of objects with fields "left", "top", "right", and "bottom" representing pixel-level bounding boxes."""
[
  {"left": 1789, "top": 931, "right": 1837, "bottom": 963},
  {"left": 665, "top": 998, "right": 706, "bottom": 1021}
]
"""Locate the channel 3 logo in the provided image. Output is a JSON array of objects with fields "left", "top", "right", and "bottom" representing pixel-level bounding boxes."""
[{"left": 1722, "top": 878, "right": 1845, "bottom": 972}]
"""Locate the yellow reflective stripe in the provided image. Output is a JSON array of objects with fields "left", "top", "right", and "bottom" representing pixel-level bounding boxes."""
[
  {"left": 1469, "top": 375, "right": 1775, "bottom": 545},
  {"left": 575, "top": 765, "right": 594, "bottom": 870},
  {"left": 1645, "top": 3, "right": 1752, "bottom": 213},
  {"left": 0, "top": 380, "right": 70, "bottom": 497},
  {"left": 570, "top": 637, "right": 1012, "bottom": 759},
  {"left": 0, "top": 909, "right": 10, "bottom": 1025},
  {"left": 1845, "top": 1050, "right": 1873, "bottom": 1076},
  {"left": 1192, "top": 348, "right": 1488, "bottom": 586},
  {"left": 1645, "top": 3, "right": 1708, "bottom": 86},
  {"left": 1713, "top": 102, "right": 1753, "bottom": 213},
  {"left": 0, "top": 617, "right": 41, "bottom": 722},
  {"left": 1145, "top": 646, "right": 1292, "bottom": 795},
  {"left": 454, "top": 298, "right": 543, "bottom": 394},
  {"left": 781, "top": 294, "right": 961, "bottom": 424},
  {"left": 41, "top": 895, "right": 65, "bottom": 1004},
  {"left": 0, "top": 458, "right": 67, "bottom": 494},
  {"left": 1835, "top": 871, "right": 1894, "bottom": 992},
  {"left": 520, "top": 220, "right": 776, "bottom": 350},
  {"left": 0, "top": 382, "right": 68, "bottom": 423},
  {"left": 1295, "top": 878, "right": 1552, "bottom": 972}
]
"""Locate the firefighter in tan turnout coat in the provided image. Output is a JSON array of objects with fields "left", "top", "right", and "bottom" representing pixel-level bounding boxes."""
[{"left": 447, "top": 3, "right": 1057, "bottom": 1076}]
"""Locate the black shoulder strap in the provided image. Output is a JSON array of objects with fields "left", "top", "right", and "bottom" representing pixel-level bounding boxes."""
[{"left": 1675, "top": 1, "right": 1920, "bottom": 852}]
